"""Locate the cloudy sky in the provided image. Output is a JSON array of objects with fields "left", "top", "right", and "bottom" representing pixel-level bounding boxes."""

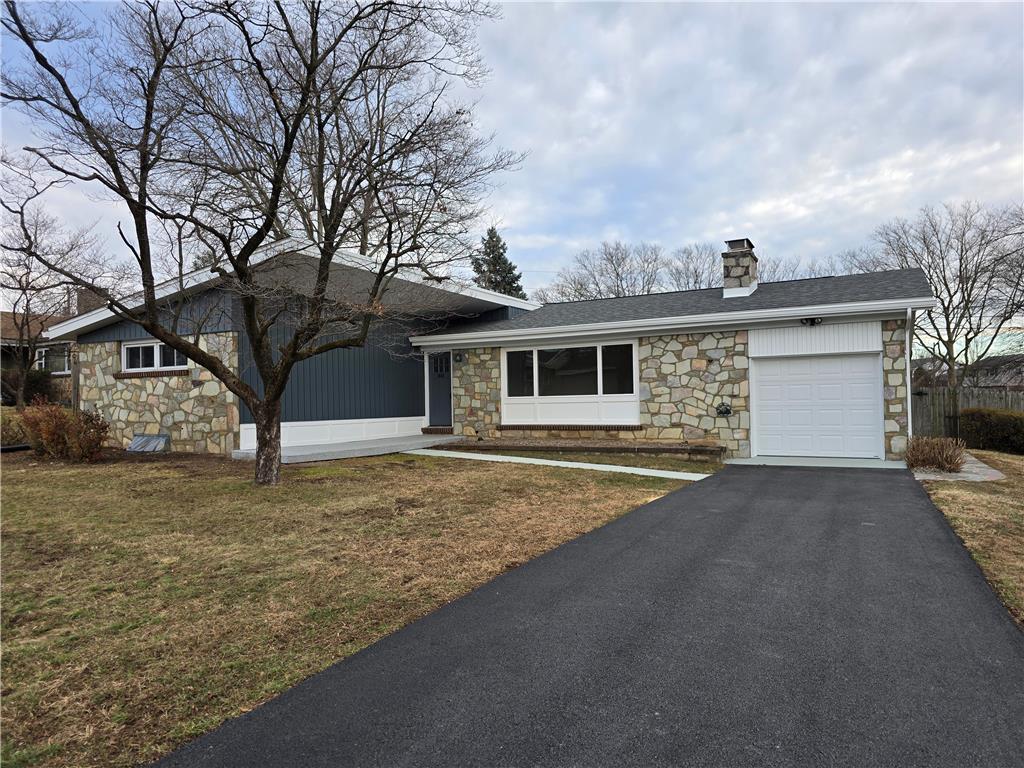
[
  {"left": 3, "top": 2, "right": 1022, "bottom": 296},
  {"left": 469, "top": 2, "right": 1023, "bottom": 292}
]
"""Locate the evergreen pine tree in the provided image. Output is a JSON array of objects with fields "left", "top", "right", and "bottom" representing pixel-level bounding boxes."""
[{"left": 471, "top": 227, "right": 527, "bottom": 299}]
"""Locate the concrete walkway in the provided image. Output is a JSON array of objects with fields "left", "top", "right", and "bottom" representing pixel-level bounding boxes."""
[
  {"left": 404, "top": 448, "right": 711, "bottom": 481},
  {"left": 914, "top": 452, "right": 1006, "bottom": 482},
  {"left": 232, "top": 434, "right": 460, "bottom": 464}
]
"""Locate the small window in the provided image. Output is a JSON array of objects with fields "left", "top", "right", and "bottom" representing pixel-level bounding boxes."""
[
  {"left": 506, "top": 350, "right": 534, "bottom": 397},
  {"left": 538, "top": 347, "right": 598, "bottom": 396},
  {"left": 601, "top": 344, "right": 634, "bottom": 395},
  {"left": 160, "top": 344, "right": 187, "bottom": 368},
  {"left": 123, "top": 341, "right": 187, "bottom": 372}
]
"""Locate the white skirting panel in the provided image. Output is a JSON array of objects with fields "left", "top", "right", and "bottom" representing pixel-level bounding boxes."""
[
  {"left": 239, "top": 416, "right": 424, "bottom": 451},
  {"left": 501, "top": 396, "right": 640, "bottom": 425},
  {"left": 749, "top": 321, "right": 882, "bottom": 358}
]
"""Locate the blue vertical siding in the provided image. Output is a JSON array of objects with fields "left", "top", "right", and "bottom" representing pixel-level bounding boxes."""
[
  {"left": 77, "top": 289, "right": 235, "bottom": 343},
  {"left": 237, "top": 320, "right": 426, "bottom": 424}
]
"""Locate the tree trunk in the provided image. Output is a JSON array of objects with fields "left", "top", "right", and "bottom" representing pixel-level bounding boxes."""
[
  {"left": 253, "top": 399, "right": 283, "bottom": 486},
  {"left": 946, "top": 362, "right": 960, "bottom": 438},
  {"left": 15, "top": 366, "right": 28, "bottom": 409}
]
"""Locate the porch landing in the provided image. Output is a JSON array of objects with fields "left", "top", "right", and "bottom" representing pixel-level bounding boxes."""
[{"left": 231, "top": 434, "right": 461, "bottom": 464}]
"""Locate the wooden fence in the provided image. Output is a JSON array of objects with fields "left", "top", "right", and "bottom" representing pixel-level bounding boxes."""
[{"left": 911, "top": 387, "right": 1024, "bottom": 437}]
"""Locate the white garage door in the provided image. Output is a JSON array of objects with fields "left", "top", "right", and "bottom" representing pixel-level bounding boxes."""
[{"left": 753, "top": 354, "right": 883, "bottom": 458}]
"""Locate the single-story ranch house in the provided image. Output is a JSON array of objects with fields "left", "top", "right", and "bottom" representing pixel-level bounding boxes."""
[{"left": 47, "top": 238, "right": 934, "bottom": 461}]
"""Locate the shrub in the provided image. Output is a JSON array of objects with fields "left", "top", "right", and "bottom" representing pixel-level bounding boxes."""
[
  {"left": 960, "top": 408, "right": 1024, "bottom": 455},
  {"left": 0, "top": 408, "right": 25, "bottom": 445},
  {"left": 20, "top": 397, "right": 68, "bottom": 456},
  {"left": 905, "top": 436, "right": 966, "bottom": 473},
  {"left": 66, "top": 409, "right": 110, "bottom": 462},
  {"left": 19, "top": 397, "right": 110, "bottom": 462}
]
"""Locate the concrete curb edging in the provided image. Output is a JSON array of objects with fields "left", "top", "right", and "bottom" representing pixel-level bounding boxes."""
[{"left": 403, "top": 448, "right": 711, "bottom": 481}]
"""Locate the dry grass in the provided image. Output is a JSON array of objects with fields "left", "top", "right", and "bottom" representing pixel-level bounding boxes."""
[
  {"left": 483, "top": 449, "right": 721, "bottom": 474},
  {"left": 0, "top": 450, "right": 684, "bottom": 767},
  {"left": 923, "top": 450, "right": 1024, "bottom": 626}
]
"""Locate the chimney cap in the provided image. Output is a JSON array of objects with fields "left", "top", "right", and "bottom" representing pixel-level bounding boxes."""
[{"left": 725, "top": 238, "right": 755, "bottom": 251}]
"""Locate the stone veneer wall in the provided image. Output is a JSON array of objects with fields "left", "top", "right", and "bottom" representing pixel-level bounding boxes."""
[
  {"left": 78, "top": 332, "right": 239, "bottom": 455},
  {"left": 639, "top": 331, "right": 750, "bottom": 457},
  {"left": 882, "top": 318, "right": 909, "bottom": 460},
  {"left": 722, "top": 252, "right": 757, "bottom": 289},
  {"left": 451, "top": 347, "right": 501, "bottom": 438}
]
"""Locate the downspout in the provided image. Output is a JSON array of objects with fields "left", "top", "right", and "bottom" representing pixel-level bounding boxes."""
[{"left": 905, "top": 307, "right": 914, "bottom": 439}]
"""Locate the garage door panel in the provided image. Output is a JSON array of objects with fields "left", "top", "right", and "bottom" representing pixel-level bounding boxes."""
[
  {"left": 847, "top": 407, "right": 877, "bottom": 427},
  {"left": 782, "top": 434, "right": 814, "bottom": 453},
  {"left": 815, "top": 357, "right": 844, "bottom": 375},
  {"left": 754, "top": 353, "right": 883, "bottom": 459},
  {"left": 817, "top": 409, "right": 844, "bottom": 427},
  {"left": 787, "top": 408, "right": 813, "bottom": 427},
  {"left": 817, "top": 383, "right": 843, "bottom": 401},
  {"left": 845, "top": 356, "right": 878, "bottom": 375},
  {"left": 817, "top": 435, "right": 846, "bottom": 454},
  {"left": 846, "top": 434, "right": 880, "bottom": 454},
  {"left": 848, "top": 382, "right": 876, "bottom": 401},
  {"left": 787, "top": 358, "right": 815, "bottom": 375},
  {"left": 788, "top": 383, "right": 813, "bottom": 400}
]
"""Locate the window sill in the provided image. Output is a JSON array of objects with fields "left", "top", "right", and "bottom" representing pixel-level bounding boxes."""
[
  {"left": 498, "top": 424, "right": 643, "bottom": 431},
  {"left": 113, "top": 369, "right": 191, "bottom": 380}
]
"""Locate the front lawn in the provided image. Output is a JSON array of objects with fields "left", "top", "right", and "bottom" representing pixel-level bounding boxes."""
[
  {"left": 922, "top": 450, "right": 1024, "bottom": 626},
  {"left": 0, "top": 451, "right": 684, "bottom": 767}
]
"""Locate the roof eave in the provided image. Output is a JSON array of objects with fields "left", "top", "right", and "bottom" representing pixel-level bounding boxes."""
[
  {"left": 410, "top": 295, "right": 937, "bottom": 348},
  {"left": 46, "top": 238, "right": 539, "bottom": 341}
]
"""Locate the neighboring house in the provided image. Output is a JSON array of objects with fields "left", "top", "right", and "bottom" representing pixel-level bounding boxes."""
[
  {"left": 46, "top": 238, "right": 935, "bottom": 461},
  {"left": 1, "top": 310, "right": 73, "bottom": 402},
  {"left": 913, "top": 354, "right": 1024, "bottom": 390}
]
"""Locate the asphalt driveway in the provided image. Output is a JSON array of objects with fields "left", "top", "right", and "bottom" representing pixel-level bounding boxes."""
[{"left": 157, "top": 466, "right": 1024, "bottom": 768}]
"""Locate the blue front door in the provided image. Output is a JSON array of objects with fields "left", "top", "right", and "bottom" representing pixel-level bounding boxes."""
[{"left": 428, "top": 352, "right": 452, "bottom": 426}]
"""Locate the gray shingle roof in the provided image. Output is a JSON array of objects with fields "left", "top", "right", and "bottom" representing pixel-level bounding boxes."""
[{"left": 431, "top": 268, "right": 932, "bottom": 336}]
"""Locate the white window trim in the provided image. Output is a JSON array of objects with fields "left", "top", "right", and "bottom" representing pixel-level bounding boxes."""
[
  {"left": 34, "top": 346, "right": 71, "bottom": 374},
  {"left": 121, "top": 339, "right": 190, "bottom": 373},
  {"left": 499, "top": 340, "right": 641, "bottom": 426}
]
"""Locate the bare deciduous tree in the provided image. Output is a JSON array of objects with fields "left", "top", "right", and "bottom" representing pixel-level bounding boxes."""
[
  {"left": 0, "top": 152, "right": 115, "bottom": 406},
  {"left": 540, "top": 240, "right": 853, "bottom": 299},
  {"left": 851, "top": 201, "right": 1024, "bottom": 434},
  {"left": 533, "top": 241, "right": 664, "bottom": 302},
  {"left": 2, "top": 0, "right": 516, "bottom": 484}
]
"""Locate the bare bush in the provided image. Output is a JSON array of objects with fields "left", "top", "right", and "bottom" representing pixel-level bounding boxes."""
[{"left": 904, "top": 436, "right": 966, "bottom": 473}]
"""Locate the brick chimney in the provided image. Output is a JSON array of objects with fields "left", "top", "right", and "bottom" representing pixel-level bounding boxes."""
[{"left": 722, "top": 238, "right": 758, "bottom": 297}]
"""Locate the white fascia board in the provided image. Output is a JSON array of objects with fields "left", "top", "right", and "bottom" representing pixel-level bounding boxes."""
[
  {"left": 451, "top": 283, "right": 540, "bottom": 310},
  {"left": 410, "top": 295, "right": 937, "bottom": 348},
  {"left": 331, "top": 247, "right": 540, "bottom": 310}
]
